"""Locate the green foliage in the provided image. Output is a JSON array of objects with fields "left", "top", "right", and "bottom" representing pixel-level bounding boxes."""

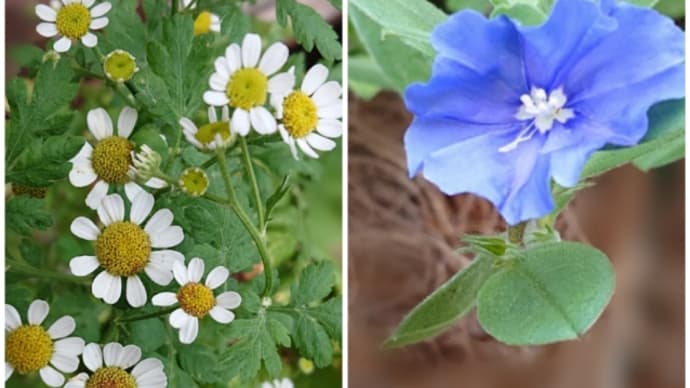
[
  {"left": 489, "top": 0, "right": 553, "bottom": 25},
  {"left": 7, "top": 136, "right": 84, "bottom": 187},
  {"left": 477, "top": 242, "right": 614, "bottom": 345},
  {"left": 6, "top": 196, "right": 53, "bottom": 236},
  {"left": 347, "top": 55, "right": 395, "bottom": 100},
  {"left": 276, "top": 0, "right": 342, "bottom": 62}
]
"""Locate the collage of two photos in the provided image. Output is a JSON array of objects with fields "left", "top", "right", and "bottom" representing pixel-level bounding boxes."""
[{"left": 3, "top": 0, "right": 687, "bottom": 387}]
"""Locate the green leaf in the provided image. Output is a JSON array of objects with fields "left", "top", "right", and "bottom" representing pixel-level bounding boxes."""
[
  {"left": 490, "top": 3, "right": 548, "bottom": 25},
  {"left": 348, "top": 55, "right": 396, "bottom": 99},
  {"left": 477, "top": 241, "right": 614, "bottom": 345},
  {"left": 655, "top": 0, "right": 684, "bottom": 18},
  {"left": 7, "top": 196, "right": 53, "bottom": 236},
  {"left": 290, "top": 261, "right": 336, "bottom": 306},
  {"left": 99, "top": 0, "right": 148, "bottom": 59},
  {"left": 384, "top": 255, "right": 496, "bottom": 348},
  {"left": 327, "top": 0, "right": 342, "bottom": 11},
  {"left": 10, "top": 45, "right": 44, "bottom": 71},
  {"left": 625, "top": 0, "right": 659, "bottom": 7},
  {"left": 447, "top": 0, "right": 492, "bottom": 12},
  {"left": 276, "top": 0, "right": 342, "bottom": 62},
  {"left": 349, "top": 0, "right": 446, "bottom": 93},
  {"left": 293, "top": 313, "right": 334, "bottom": 368},
  {"left": 178, "top": 344, "right": 218, "bottom": 383},
  {"left": 126, "top": 318, "right": 166, "bottom": 352},
  {"left": 7, "top": 136, "right": 84, "bottom": 187}
]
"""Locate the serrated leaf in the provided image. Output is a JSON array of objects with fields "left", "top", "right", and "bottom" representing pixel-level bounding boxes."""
[
  {"left": 293, "top": 314, "right": 334, "bottom": 368},
  {"left": 276, "top": 0, "right": 342, "bottom": 62},
  {"left": 178, "top": 344, "right": 218, "bottom": 383},
  {"left": 385, "top": 255, "right": 496, "bottom": 348},
  {"left": 477, "top": 242, "right": 614, "bottom": 345},
  {"left": 99, "top": 0, "right": 148, "bottom": 59},
  {"left": 290, "top": 261, "right": 336, "bottom": 306},
  {"left": 126, "top": 318, "right": 166, "bottom": 352},
  {"left": 7, "top": 196, "right": 53, "bottom": 236},
  {"left": 7, "top": 136, "right": 84, "bottom": 187}
]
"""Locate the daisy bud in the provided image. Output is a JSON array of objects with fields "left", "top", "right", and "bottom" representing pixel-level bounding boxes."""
[
  {"left": 103, "top": 49, "right": 139, "bottom": 83},
  {"left": 130, "top": 145, "right": 162, "bottom": 181}
]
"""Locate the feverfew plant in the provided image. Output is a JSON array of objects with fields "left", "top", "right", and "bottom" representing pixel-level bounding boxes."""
[
  {"left": 6, "top": 0, "right": 342, "bottom": 387},
  {"left": 350, "top": 0, "right": 684, "bottom": 346}
]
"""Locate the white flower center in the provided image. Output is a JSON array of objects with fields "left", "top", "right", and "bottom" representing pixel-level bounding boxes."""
[{"left": 499, "top": 87, "right": 574, "bottom": 152}]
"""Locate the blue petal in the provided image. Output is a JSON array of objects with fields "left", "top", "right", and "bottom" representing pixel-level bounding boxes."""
[
  {"left": 430, "top": 10, "right": 527, "bottom": 94},
  {"left": 500, "top": 157, "right": 554, "bottom": 225},
  {"left": 521, "top": 0, "right": 617, "bottom": 90},
  {"left": 548, "top": 140, "right": 605, "bottom": 188},
  {"left": 404, "top": 57, "right": 522, "bottom": 124},
  {"left": 404, "top": 116, "right": 519, "bottom": 176}
]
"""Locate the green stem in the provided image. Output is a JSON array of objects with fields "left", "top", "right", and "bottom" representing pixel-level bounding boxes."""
[
  {"left": 113, "top": 82, "right": 139, "bottom": 108},
  {"left": 172, "top": 0, "right": 179, "bottom": 15},
  {"left": 6, "top": 261, "right": 90, "bottom": 286},
  {"left": 508, "top": 222, "right": 527, "bottom": 245},
  {"left": 118, "top": 306, "right": 177, "bottom": 323},
  {"left": 216, "top": 149, "right": 274, "bottom": 297},
  {"left": 239, "top": 137, "right": 266, "bottom": 231}
]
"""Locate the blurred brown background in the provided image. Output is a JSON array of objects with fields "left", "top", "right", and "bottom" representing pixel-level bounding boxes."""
[{"left": 348, "top": 93, "right": 684, "bottom": 388}]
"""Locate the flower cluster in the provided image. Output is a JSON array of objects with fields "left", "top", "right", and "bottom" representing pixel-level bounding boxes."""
[{"left": 403, "top": 0, "right": 685, "bottom": 225}]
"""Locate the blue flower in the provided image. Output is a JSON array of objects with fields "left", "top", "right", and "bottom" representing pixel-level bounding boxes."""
[{"left": 403, "top": 0, "right": 684, "bottom": 225}]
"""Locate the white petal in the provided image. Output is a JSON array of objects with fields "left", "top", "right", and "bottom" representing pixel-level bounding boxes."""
[
  {"left": 317, "top": 99, "right": 343, "bottom": 119},
  {"left": 145, "top": 177, "right": 167, "bottom": 189},
  {"left": 92, "top": 271, "right": 121, "bottom": 304},
  {"left": 69, "top": 163, "right": 97, "bottom": 188},
  {"left": 203, "top": 91, "right": 229, "bottom": 106},
  {"left": 126, "top": 276, "right": 147, "bottom": 308},
  {"left": 117, "top": 106, "right": 138, "bottom": 138},
  {"left": 151, "top": 292, "right": 178, "bottom": 307},
  {"left": 81, "top": 32, "right": 97, "bottom": 48},
  {"left": 5, "top": 305, "right": 21, "bottom": 331},
  {"left": 172, "top": 260, "right": 189, "bottom": 285},
  {"left": 39, "top": 365, "right": 64, "bottom": 387},
  {"left": 150, "top": 226, "right": 184, "bottom": 248},
  {"left": 82, "top": 0, "right": 95, "bottom": 7},
  {"left": 258, "top": 42, "right": 289, "bottom": 75},
  {"left": 70, "top": 141, "right": 93, "bottom": 163},
  {"left": 48, "top": 316, "right": 76, "bottom": 339},
  {"left": 144, "top": 261, "right": 173, "bottom": 286},
  {"left": 215, "top": 291, "right": 242, "bottom": 309},
  {"left": 85, "top": 180, "right": 110, "bottom": 210},
  {"left": 53, "top": 337, "right": 85, "bottom": 357},
  {"left": 130, "top": 191, "right": 154, "bottom": 225},
  {"left": 90, "top": 2, "right": 112, "bottom": 17},
  {"left": 205, "top": 266, "right": 229, "bottom": 289},
  {"left": 97, "top": 194, "right": 125, "bottom": 225},
  {"left": 36, "top": 4, "right": 57, "bottom": 21},
  {"left": 278, "top": 125, "right": 290, "bottom": 143},
  {"left": 64, "top": 373, "right": 88, "bottom": 388},
  {"left": 296, "top": 138, "right": 319, "bottom": 158},
  {"left": 312, "top": 81, "right": 342, "bottom": 107},
  {"left": 103, "top": 343, "right": 123, "bottom": 367},
  {"left": 207, "top": 106, "right": 218, "bottom": 123},
  {"left": 70, "top": 217, "right": 100, "bottom": 240},
  {"left": 36, "top": 22, "right": 58, "bottom": 37},
  {"left": 268, "top": 72, "right": 295, "bottom": 95},
  {"left": 179, "top": 317, "right": 199, "bottom": 344},
  {"left": 50, "top": 353, "right": 79, "bottom": 373},
  {"left": 316, "top": 119, "right": 342, "bottom": 138},
  {"left": 90, "top": 17, "right": 108, "bottom": 30},
  {"left": 179, "top": 117, "right": 198, "bottom": 136},
  {"left": 144, "top": 209, "right": 173, "bottom": 235},
  {"left": 287, "top": 138, "right": 299, "bottom": 160},
  {"left": 231, "top": 108, "right": 250, "bottom": 136},
  {"left": 28, "top": 299, "right": 50, "bottom": 325},
  {"left": 82, "top": 343, "right": 103, "bottom": 372},
  {"left": 124, "top": 182, "right": 143, "bottom": 202},
  {"left": 70, "top": 255, "right": 100, "bottom": 276},
  {"left": 149, "top": 249, "right": 184, "bottom": 267},
  {"left": 116, "top": 344, "right": 142, "bottom": 369},
  {"left": 54, "top": 37, "right": 72, "bottom": 53},
  {"left": 187, "top": 258, "right": 205, "bottom": 283},
  {"left": 87, "top": 108, "right": 113, "bottom": 140},
  {"left": 214, "top": 57, "right": 230, "bottom": 79},
  {"left": 249, "top": 106, "right": 277, "bottom": 135},
  {"left": 301, "top": 64, "right": 329, "bottom": 95},
  {"left": 225, "top": 43, "right": 242, "bottom": 73},
  {"left": 306, "top": 132, "right": 336, "bottom": 151},
  {"left": 241, "top": 33, "right": 261, "bottom": 68},
  {"left": 221, "top": 106, "right": 230, "bottom": 121},
  {"left": 209, "top": 73, "right": 227, "bottom": 93},
  {"left": 131, "top": 358, "right": 164, "bottom": 382},
  {"left": 209, "top": 306, "right": 235, "bottom": 324},
  {"left": 169, "top": 308, "right": 190, "bottom": 329},
  {"left": 5, "top": 363, "right": 12, "bottom": 381}
]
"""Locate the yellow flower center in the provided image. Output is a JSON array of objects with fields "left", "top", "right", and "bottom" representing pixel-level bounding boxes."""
[
  {"left": 177, "top": 283, "right": 215, "bottom": 318},
  {"left": 226, "top": 68, "right": 268, "bottom": 110},
  {"left": 86, "top": 367, "right": 136, "bottom": 388},
  {"left": 179, "top": 168, "right": 209, "bottom": 197},
  {"left": 195, "top": 121, "right": 231, "bottom": 145},
  {"left": 92, "top": 137, "right": 133, "bottom": 184},
  {"left": 282, "top": 91, "right": 318, "bottom": 139},
  {"left": 96, "top": 222, "right": 151, "bottom": 277},
  {"left": 104, "top": 51, "right": 138, "bottom": 82},
  {"left": 56, "top": 3, "right": 91, "bottom": 40},
  {"left": 6, "top": 325, "right": 54, "bottom": 374},
  {"left": 193, "top": 11, "right": 213, "bottom": 36}
]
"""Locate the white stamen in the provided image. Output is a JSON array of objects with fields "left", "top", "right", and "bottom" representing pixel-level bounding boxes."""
[{"left": 500, "top": 87, "right": 574, "bottom": 153}]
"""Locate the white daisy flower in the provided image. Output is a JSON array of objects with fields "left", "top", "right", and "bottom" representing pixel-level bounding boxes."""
[
  {"left": 64, "top": 342, "right": 166, "bottom": 388},
  {"left": 180, "top": 106, "right": 236, "bottom": 150},
  {"left": 179, "top": 0, "right": 220, "bottom": 36},
  {"left": 271, "top": 64, "right": 343, "bottom": 159},
  {"left": 5, "top": 300, "right": 85, "bottom": 387},
  {"left": 69, "top": 107, "right": 167, "bottom": 209},
  {"left": 203, "top": 33, "right": 294, "bottom": 136},
  {"left": 35, "top": 0, "right": 112, "bottom": 53},
  {"left": 152, "top": 258, "right": 241, "bottom": 344},
  {"left": 261, "top": 378, "right": 295, "bottom": 388},
  {"left": 69, "top": 191, "right": 185, "bottom": 307}
]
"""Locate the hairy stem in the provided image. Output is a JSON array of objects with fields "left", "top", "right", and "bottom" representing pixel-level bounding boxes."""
[
  {"left": 239, "top": 137, "right": 266, "bottom": 231},
  {"left": 6, "top": 260, "right": 90, "bottom": 286}
]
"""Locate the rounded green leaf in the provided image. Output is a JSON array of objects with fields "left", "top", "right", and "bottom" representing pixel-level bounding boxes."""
[{"left": 477, "top": 241, "right": 614, "bottom": 345}]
